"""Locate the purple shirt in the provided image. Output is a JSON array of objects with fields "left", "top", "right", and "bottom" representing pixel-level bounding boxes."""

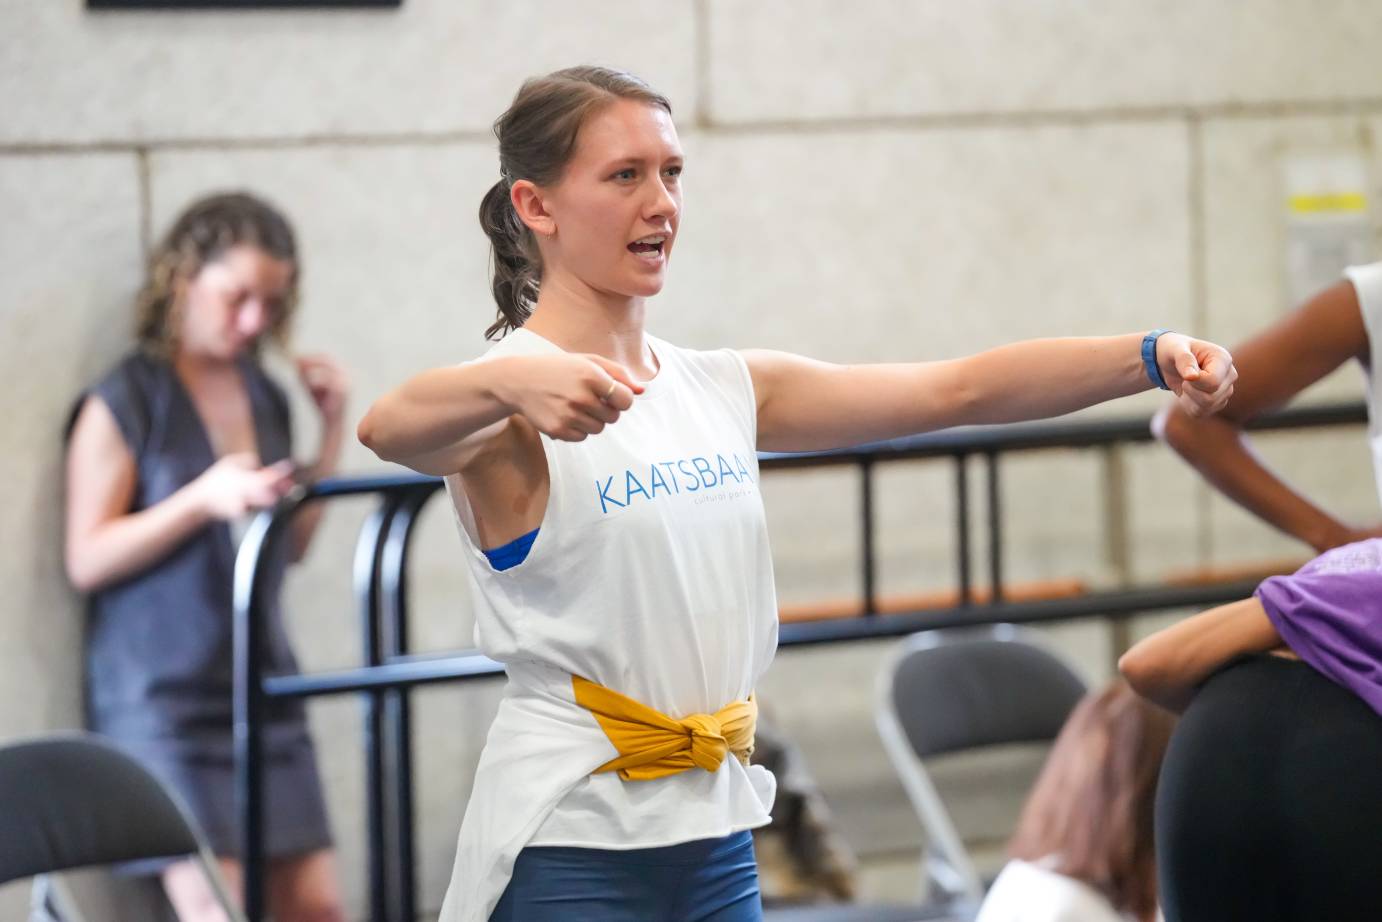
[{"left": 1255, "top": 538, "right": 1382, "bottom": 718}]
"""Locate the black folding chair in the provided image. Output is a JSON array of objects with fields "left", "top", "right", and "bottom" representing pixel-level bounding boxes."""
[
  {"left": 0, "top": 732, "right": 244, "bottom": 922},
  {"left": 875, "top": 625, "right": 1087, "bottom": 911}
]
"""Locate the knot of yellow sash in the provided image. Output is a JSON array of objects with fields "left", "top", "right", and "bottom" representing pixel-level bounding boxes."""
[{"left": 572, "top": 675, "right": 756, "bottom": 782}]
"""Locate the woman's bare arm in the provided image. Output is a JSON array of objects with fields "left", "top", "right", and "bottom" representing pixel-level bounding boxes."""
[
  {"left": 1157, "top": 280, "right": 1373, "bottom": 552},
  {"left": 743, "top": 332, "right": 1235, "bottom": 453},
  {"left": 358, "top": 353, "right": 644, "bottom": 476},
  {"left": 1118, "top": 598, "right": 1283, "bottom": 712},
  {"left": 65, "top": 396, "right": 292, "bottom": 592}
]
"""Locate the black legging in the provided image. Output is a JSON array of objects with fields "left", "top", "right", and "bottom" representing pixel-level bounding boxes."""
[{"left": 1156, "top": 655, "right": 1382, "bottom": 921}]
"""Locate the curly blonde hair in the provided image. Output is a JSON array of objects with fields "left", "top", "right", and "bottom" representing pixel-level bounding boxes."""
[{"left": 135, "top": 192, "right": 300, "bottom": 358}]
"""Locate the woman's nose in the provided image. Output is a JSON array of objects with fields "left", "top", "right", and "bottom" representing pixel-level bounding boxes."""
[
  {"left": 644, "top": 177, "right": 679, "bottom": 222},
  {"left": 237, "top": 298, "right": 270, "bottom": 336}
]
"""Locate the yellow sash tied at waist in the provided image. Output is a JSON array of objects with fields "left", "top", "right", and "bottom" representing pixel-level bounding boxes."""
[{"left": 572, "top": 675, "right": 757, "bottom": 782}]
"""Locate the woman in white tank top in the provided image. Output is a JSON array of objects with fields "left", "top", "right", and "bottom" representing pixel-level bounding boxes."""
[
  {"left": 1159, "top": 263, "right": 1382, "bottom": 550},
  {"left": 358, "top": 66, "right": 1239, "bottom": 922}
]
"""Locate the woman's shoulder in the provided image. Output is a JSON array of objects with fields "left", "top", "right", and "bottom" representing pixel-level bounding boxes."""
[
  {"left": 67, "top": 349, "right": 166, "bottom": 448},
  {"left": 648, "top": 338, "right": 757, "bottom": 435},
  {"left": 95, "top": 349, "right": 164, "bottom": 389},
  {"left": 649, "top": 334, "right": 746, "bottom": 380},
  {"left": 477, "top": 327, "right": 561, "bottom": 361},
  {"left": 77, "top": 349, "right": 164, "bottom": 418}
]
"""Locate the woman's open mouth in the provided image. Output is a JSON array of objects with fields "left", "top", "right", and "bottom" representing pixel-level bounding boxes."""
[{"left": 628, "top": 234, "right": 667, "bottom": 264}]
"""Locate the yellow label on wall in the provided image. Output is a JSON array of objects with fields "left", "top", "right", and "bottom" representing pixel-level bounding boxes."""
[
  {"left": 1283, "top": 152, "right": 1373, "bottom": 306},
  {"left": 1288, "top": 192, "right": 1369, "bottom": 214}
]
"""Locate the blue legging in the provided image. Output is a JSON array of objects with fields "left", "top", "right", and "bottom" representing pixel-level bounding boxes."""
[{"left": 489, "top": 830, "right": 763, "bottom": 922}]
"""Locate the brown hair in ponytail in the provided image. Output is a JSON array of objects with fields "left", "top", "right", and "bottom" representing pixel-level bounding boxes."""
[{"left": 480, "top": 65, "right": 672, "bottom": 340}]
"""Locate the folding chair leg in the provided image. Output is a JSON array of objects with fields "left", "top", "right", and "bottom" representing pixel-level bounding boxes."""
[{"left": 30, "top": 874, "right": 90, "bottom": 922}]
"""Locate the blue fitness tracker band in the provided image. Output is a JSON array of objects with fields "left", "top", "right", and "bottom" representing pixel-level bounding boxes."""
[{"left": 1141, "top": 329, "right": 1172, "bottom": 391}]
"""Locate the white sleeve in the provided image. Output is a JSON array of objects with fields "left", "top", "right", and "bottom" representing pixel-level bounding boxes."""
[
  {"left": 723, "top": 348, "right": 759, "bottom": 447},
  {"left": 1344, "top": 262, "right": 1382, "bottom": 353},
  {"left": 1345, "top": 262, "right": 1382, "bottom": 509}
]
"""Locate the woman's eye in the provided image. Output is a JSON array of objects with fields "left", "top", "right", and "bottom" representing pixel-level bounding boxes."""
[
  {"left": 613, "top": 168, "right": 636, "bottom": 181},
  {"left": 665, "top": 166, "right": 683, "bottom": 180}
]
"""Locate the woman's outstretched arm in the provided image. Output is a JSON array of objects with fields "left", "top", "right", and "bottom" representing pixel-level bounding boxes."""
[{"left": 743, "top": 331, "right": 1235, "bottom": 452}]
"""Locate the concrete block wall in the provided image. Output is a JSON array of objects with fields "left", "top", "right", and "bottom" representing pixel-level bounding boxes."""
[{"left": 4, "top": 1, "right": 1380, "bottom": 916}]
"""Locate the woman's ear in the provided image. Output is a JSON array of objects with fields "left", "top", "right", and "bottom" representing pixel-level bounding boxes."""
[{"left": 511, "top": 180, "right": 555, "bottom": 238}]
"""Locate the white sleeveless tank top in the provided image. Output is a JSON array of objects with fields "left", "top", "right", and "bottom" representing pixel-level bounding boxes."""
[
  {"left": 437, "top": 327, "right": 778, "bottom": 922},
  {"left": 1344, "top": 262, "right": 1382, "bottom": 506}
]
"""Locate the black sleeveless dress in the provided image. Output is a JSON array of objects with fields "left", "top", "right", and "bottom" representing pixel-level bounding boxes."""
[{"left": 73, "top": 351, "right": 331, "bottom": 867}]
